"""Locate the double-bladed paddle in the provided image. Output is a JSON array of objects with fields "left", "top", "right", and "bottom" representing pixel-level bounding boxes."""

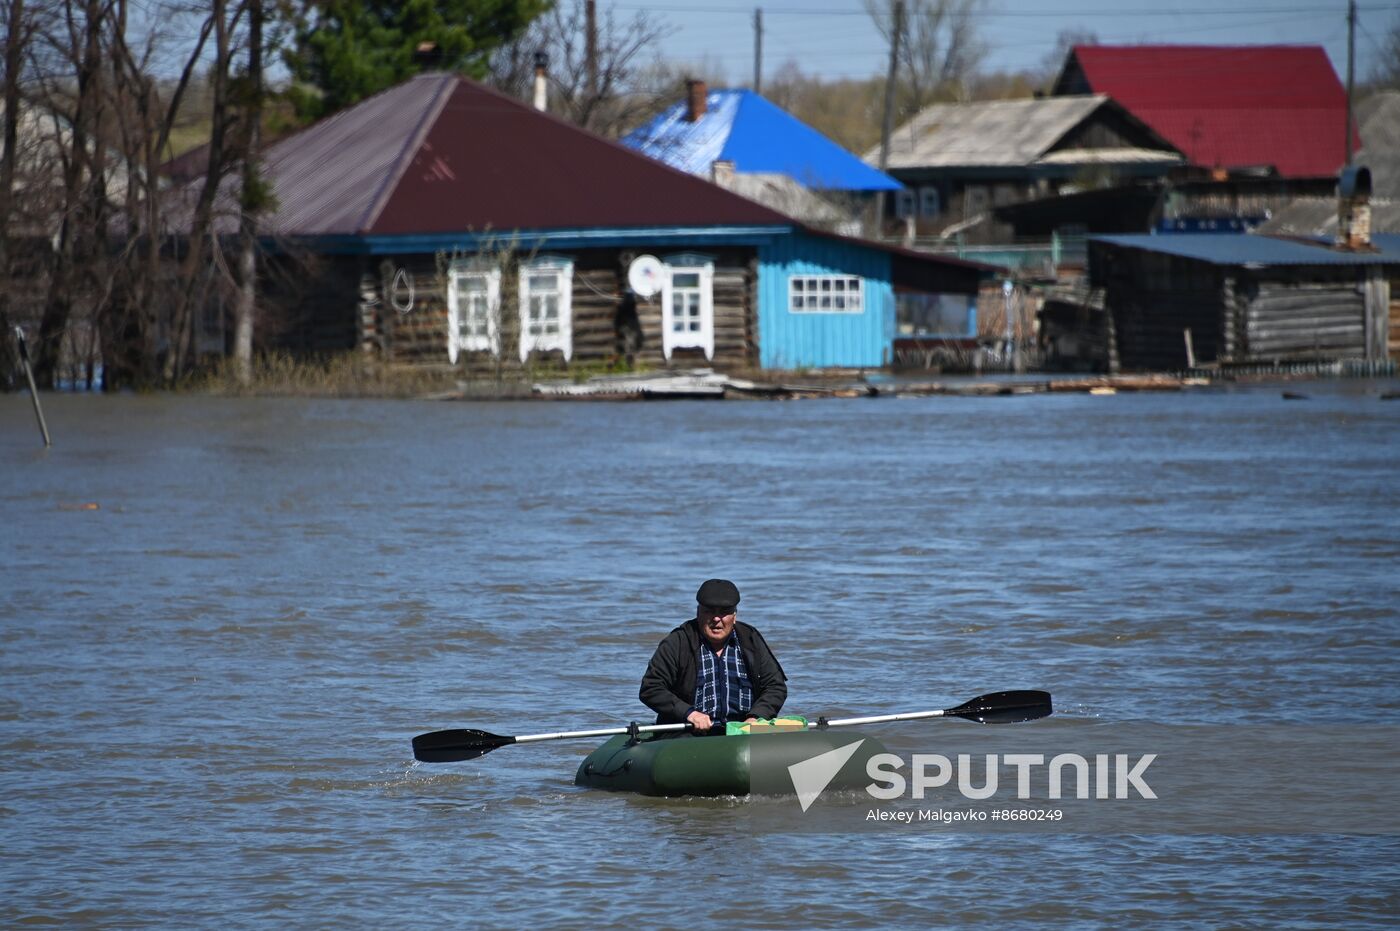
[{"left": 412, "top": 689, "right": 1052, "bottom": 763}]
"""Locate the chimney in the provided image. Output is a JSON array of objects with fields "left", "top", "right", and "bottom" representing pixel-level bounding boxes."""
[
  {"left": 1337, "top": 165, "right": 1374, "bottom": 250},
  {"left": 414, "top": 41, "right": 443, "bottom": 69},
  {"left": 711, "top": 160, "right": 736, "bottom": 187},
  {"left": 533, "top": 50, "right": 548, "bottom": 112},
  {"left": 686, "top": 79, "right": 707, "bottom": 122}
]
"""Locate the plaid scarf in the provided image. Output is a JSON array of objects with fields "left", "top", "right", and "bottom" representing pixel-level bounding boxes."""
[{"left": 693, "top": 628, "right": 752, "bottom": 723}]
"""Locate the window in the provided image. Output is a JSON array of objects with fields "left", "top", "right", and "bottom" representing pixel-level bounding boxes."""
[
  {"left": 964, "top": 185, "right": 990, "bottom": 215},
  {"left": 671, "top": 272, "right": 703, "bottom": 333},
  {"left": 789, "top": 275, "right": 864, "bottom": 314},
  {"left": 896, "top": 292, "right": 975, "bottom": 337},
  {"left": 919, "top": 186, "right": 941, "bottom": 218},
  {"left": 661, "top": 263, "right": 714, "bottom": 360},
  {"left": 447, "top": 266, "right": 501, "bottom": 361},
  {"left": 894, "top": 190, "right": 915, "bottom": 219},
  {"left": 518, "top": 259, "right": 573, "bottom": 362}
]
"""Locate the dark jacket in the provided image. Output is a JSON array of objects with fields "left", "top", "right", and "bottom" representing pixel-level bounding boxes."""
[{"left": 639, "top": 619, "right": 788, "bottom": 724}]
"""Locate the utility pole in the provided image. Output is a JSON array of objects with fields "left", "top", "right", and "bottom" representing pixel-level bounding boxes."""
[
  {"left": 753, "top": 8, "right": 763, "bottom": 94},
  {"left": 1345, "top": 0, "right": 1356, "bottom": 166},
  {"left": 876, "top": 0, "right": 904, "bottom": 232},
  {"left": 585, "top": 0, "right": 598, "bottom": 103}
]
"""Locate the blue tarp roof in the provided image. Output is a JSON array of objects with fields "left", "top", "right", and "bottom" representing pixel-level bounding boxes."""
[
  {"left": 623, "top": 89, "right": 902, "bottom": 192},
  {"left": 1092, "top": 233, "right": 1400, "bottom": 266}
]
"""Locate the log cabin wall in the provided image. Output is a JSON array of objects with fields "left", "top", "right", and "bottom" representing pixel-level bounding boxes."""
[
  {"left": 630, "top": 247, "right": 758, "bottom": 370},
  {"left": 1390, "top": 277, "right": 1400, "bottom": 361},
  {"left": 1098, "top": 249, "right": 1225, "bottom": 371},
  {"left": 1235, "top": 269, "right": 1368, "bottom": 361},
  {"left": 375, "top": 254, "right": 454, "bottom": 367},
  {"left": 301, "top": 245, "right": 759, "bottom": 371}
]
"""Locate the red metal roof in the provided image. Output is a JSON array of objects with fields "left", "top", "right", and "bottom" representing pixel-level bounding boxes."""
[
  {"left": 1062, "top": 45, "right": 1357, "bottom": 178},
  {"left": 368, "top": 75, "right": 789, "bottom": 234}
]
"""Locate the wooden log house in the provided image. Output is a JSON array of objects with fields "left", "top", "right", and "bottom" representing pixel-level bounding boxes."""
[{"left": 170, "top": 73, "right": 989, "bottom": 373}]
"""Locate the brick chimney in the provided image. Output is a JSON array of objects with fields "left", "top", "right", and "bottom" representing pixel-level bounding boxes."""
[
  {"left": 686, "top": 79, "right": 707, "bottom": 122},
  {"left": 1337, "top": 165, "right": 1374, "bottom": 250}
]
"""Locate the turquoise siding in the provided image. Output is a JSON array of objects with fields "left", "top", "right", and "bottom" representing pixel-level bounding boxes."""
[{"left": 758, "top": 231, "right": 894, "bottom": 369}]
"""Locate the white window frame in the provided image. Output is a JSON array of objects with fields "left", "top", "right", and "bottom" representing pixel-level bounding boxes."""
[
  {"left": 518, "top": 258, "right": 573, "bottom": 362},
  {"left": 894, "top": 189, "right": 915, "bottom": 219},
  {"left": 661, "top": 262, "right": 714, "bottom": 360},
  {"left": 446, "top": 265, "right": 501, "bottom": 362},
  {"left": 788, "top": 274, "right": 864, "bottom": 314}
]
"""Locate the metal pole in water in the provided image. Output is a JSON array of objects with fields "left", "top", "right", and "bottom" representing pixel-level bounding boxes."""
[
  {"left": 1002, "top": 280, "right": 1015, "bottom": 371},
  {"left": 14, "top": 327, "right": 52, "bottom": 448}
]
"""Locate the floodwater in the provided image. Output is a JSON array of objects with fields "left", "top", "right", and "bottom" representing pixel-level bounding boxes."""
[{"left": 3, "top": 382, "right": 1399, "bottom": 926}]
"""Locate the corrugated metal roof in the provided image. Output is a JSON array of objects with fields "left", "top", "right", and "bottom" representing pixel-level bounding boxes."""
[
  {"left": 160, "top": 73, "right": 995, "bottom": 284},
  {"left": 866, "top": 95, "right": 1177, "bottom": 169},
  {"left": 622, "top": 89, "right": 900, "bottom": 191},
  {"left": 1092, "top": 232, "right": 1399, "bottom": 266},
  {"left": 166, "top": 74, "right": 800, "bottom": 236},
  {"left": 1373, "top": 233, "right": 1400, "bottom": 259},
  {"left": 371, "top": 79, "right": 791, "bottom": 233},
  {"left": 1062, "top": 45, "right": 1356, "bottom": 178},
  {"left": 265, "top": 75, "right": 454, "bottom": 235}
]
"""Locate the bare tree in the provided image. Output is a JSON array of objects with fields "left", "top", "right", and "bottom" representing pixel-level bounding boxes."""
[
  {"left": 30, "top": 0, "right": 113, "bottom": 388},
  {"left": 489, "top": 0, "right": 674, "bottom": 138},
  {"left": 0, "top": 0, "right": 36, "bottom": 383},
  {"left": 162, "top": 0, "right": 244, "bottom": 383},
  {"left": 231, "top": 0, "right": 270, "bottom": 385},
  {"left": 1038, "top": 28, "right": 1098, "bottom": 91},
  {"left": 1368, "top": 14, "right": 1400, "bottom": 91},
  {"left": 866, "top": 0, "right": 986, "bottom": 116},
  {"left": 105, "top": 0, "right": 219, "bottom": 387}
]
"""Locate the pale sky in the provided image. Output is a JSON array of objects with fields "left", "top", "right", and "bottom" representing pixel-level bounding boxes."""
[{"left": 613, "top": 0, "right": 1400, "bottom": 85}]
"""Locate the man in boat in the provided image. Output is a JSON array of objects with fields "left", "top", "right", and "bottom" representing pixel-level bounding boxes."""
[{"left": 639, "top": 579, "right": 788, "bottom": 734}]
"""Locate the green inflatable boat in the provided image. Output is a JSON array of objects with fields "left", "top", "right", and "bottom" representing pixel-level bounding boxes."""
[{"left": 574, "top": 726, "right": 886, "bottom": 797}]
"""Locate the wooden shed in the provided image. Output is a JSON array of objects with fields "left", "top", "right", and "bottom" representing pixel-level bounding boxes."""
[{"left": 1088, "top": 233, "right": 1397, "bottom": 371}]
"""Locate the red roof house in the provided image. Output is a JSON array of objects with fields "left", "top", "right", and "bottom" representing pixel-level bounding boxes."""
[
  {"left": 1053, "top": 45, "right": 1358, "bottom": 178},
  {"left": 163, "top": 72, "right": 991, "bottom": 370}
]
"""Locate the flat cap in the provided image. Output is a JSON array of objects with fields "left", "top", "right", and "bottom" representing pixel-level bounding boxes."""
[{"left": 696, "top": 578, "right": 740, "bottom": 610}]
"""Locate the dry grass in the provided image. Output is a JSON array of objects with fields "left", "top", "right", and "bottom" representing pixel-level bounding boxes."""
[{"left": 188, "top": 352, "right": 462, "bottom": 399}]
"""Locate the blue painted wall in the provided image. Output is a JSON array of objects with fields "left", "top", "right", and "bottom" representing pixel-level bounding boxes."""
[{"left": 758, "top": 231, "right": 894, "bottom": 369}]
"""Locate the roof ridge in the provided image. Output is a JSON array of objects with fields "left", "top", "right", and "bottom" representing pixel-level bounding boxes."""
[{"left": 354, "top": 72, "right": 457, "bottom": 234}]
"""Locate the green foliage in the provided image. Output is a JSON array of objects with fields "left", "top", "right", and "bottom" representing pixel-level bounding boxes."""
[
  {"left": 284, "top": 0, "right": 550, "bottom": 120},
  {"left": 240, "top": 170, "right": 279, "bottom": 214}
]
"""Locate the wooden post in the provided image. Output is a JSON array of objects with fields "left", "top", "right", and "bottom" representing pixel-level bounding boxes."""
[
  {"left": 1364, "top": 267, "right": 1388, "bottom": 364},
  {"left": 876, "top": 0, "right": 903, "bottom": 234},
  {"left": 14, "top": 327, "right": 51, "bottom": 447},
  {"left": 753, "top": 8, "right": 763, "bottom": 94},
  {"left": 585, "top": 0, "right": 598, "bottom": 104},
  {"left": 1345, "top": 0, "right": 1356, "bottom": 166}
]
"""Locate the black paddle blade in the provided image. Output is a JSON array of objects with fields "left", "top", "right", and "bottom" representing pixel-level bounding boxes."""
[
  {"left": 946, "top": 690, "right": 1053, "bottom": 724},
  {"left": 412, "top": 728, "right": 515, "bottom": 763}
]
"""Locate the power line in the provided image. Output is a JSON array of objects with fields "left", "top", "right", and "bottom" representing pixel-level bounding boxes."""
[{"left": 614, "top": 3, "right": 1400, "bottom": 16}]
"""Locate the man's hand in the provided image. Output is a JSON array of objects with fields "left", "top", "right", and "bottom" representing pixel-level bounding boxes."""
[
  {"left": 686, "top": 710, "right": 713, "bottom": 731},
  {"left": 745, "top": 717, "right": 758, "bottom": 723}
]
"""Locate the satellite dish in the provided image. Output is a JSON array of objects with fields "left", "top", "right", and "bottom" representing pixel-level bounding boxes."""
[{"left": 627, "top": 255, "right": 664, "bottom": 298}]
